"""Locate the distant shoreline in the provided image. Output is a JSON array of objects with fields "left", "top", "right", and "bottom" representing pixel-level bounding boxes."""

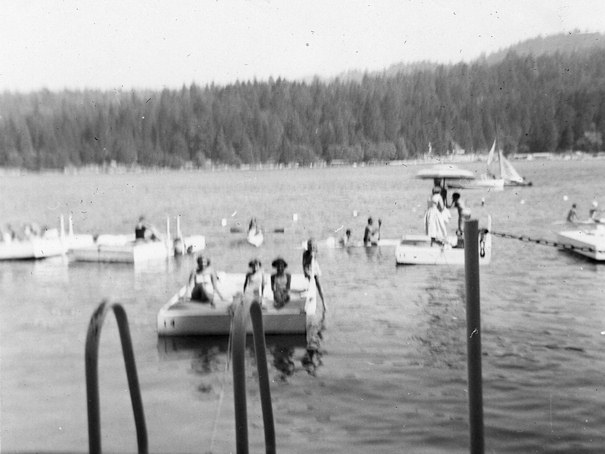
[{"left": 1, "top": 151, "right": 604, "bottom": 176}]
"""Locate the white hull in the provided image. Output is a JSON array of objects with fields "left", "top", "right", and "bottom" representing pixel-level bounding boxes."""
[
  {"left": 557, "top": 227, "right": 605, "bottom": 261},
  {"left": 395, "top": 232, "right": 492, "bottom": 265},
  {"left": 158, "top": 273, "right": 314, "bottom": 336},
  {"left": 448, "top": 177, "right": 504, "bottom": 190},
  {"left": 71, "top": 239, "right": 172, "bottom": 263},
  {"left": 319, "top": 237, "right": 401, "bottom": 249},
  {"left": 0, "top": 237, "right": 66, "bottom": 260}
]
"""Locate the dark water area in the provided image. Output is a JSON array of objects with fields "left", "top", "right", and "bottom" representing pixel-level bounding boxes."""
[{"left": 1, "top": 159, "right": 605, "bottom": 453}]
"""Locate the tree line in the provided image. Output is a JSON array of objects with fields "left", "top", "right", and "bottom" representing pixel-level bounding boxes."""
[{"left": 1, "top": 49, "right": 604, "bottom": 170}]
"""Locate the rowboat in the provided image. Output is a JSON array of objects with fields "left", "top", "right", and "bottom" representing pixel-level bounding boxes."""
[
  {"left": 556, "top": 226, "right": 605, "bottom": 261},
  {"left": 157, "top": 273, "right": 314, "bottom": 336},
  {"left": 395, "top": 224, "right": 492, "bottom": 265}
]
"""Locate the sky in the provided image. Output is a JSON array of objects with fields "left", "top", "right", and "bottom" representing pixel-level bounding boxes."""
[{"left": 1, "top": 0, "right": 605, "bottom": 93}]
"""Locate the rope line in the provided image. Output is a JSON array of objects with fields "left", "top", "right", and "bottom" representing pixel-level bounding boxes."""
[
  {"left": 491, "top": 231, "right": 605, "bottom": 254},
  {"left": 209, "top": 312, "right": 235, "bottom": 452}
]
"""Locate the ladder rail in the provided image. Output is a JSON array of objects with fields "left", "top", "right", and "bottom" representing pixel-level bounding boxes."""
[
  {"left": 85, "top": 301, "right": 148, "bottom": 454},
  {"left": 231, "top": 296, "right": 276, "bottom": 454}
]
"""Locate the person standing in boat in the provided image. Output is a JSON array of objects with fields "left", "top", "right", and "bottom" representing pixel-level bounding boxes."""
[
  {"left": 271, "top": 257, "right": 291, "bottom": 308},
  {"left": 451, "top": 192, "right": 472, "bottom": 233},
  {"left": 187, "top": 255, "right": 224, "bottom": 306},
  {"left": 302, "top": 238, "right": 327, "bottom": 318},
  {"left": 424, "top": 186, "right": 448, "bottom": 246},
  {"left": 566, "top": 203, "right": 579, "bottom": 223},
  {"left": 135, "top": 216, "right": 148, "bottom": 240},
  {"left": 244, "top": 258, "right": 266, "bottom": 304}
]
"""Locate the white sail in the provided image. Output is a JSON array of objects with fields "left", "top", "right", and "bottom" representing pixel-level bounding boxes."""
[
  {"left": 486, "top": 140, "right": 498, "bottom": 177},
  {"left": 499, "top": 150, "right": 524, "bottom": 184}
]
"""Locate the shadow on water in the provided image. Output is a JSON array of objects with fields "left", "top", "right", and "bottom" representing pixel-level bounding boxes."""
[{"left": 406, "top": 266, "right": 469, "bottom": 370}]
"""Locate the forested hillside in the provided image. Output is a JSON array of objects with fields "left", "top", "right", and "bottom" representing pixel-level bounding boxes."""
[{"left": 1, "top": 45, "right": 605, "bottom": 169}]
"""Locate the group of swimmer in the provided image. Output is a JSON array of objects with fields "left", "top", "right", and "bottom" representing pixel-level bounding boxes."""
[
  {"left": 183, "top": 238, "right": 327, "bottom": 316},
  {"left": 0, "top": 222, "right": 57, "bottom": 243},
  {"left": 566, "top": 200, "right": 603, "bottom": 224},
  {"left": 423, "top": 178, "right": 471, "bottom": 247}
]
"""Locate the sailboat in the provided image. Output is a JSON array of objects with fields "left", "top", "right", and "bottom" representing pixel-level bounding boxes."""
[
  {"left": 447, "top": 140, "right": 504, "bottom": 190},
  {"left": 486, "top": 140, "right": 533, "bottom": 187}
]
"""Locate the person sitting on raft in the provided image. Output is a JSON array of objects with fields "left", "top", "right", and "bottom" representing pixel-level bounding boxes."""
[
  {"left": 566, "top": 203, "right": 579, "bottom": 223},
  {"left": 135, "top": 216, "right": 159, "bottom": 241},
  {"left": 244, "top": 258, "right": 266, "bottom": 305},
  {"left": 186, "top": 255, "right": 224, "bottom": 306},
  {"left": 271, "top": 257, "right": 291, "bottom": 308}
]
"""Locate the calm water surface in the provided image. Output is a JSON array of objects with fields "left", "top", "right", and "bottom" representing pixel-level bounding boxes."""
[{"left": 1, "top": 160, "right": 605, "bottom": 453}]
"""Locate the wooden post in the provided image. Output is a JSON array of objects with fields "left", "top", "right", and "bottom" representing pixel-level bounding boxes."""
[{"left": 464, "top": 219, "right": 484, "bottom": 454}]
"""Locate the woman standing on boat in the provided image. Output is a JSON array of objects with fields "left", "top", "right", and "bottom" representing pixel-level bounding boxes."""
[
  {"left": 424, "top": 186, "right": 448, "bottom": 246},
  {"left": 187, "top": 255, "right": 224, "bottom": 306}
]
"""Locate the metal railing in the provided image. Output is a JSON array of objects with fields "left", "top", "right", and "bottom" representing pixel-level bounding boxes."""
[
  {"left": 231, "top": 296, "right": 276, "bottom": 454},
  {"left": 85, "top": 301, "right": 148, "bottom": 454},
  {"left": 85, "top": 296, "right": 276, "bottom": 454}
]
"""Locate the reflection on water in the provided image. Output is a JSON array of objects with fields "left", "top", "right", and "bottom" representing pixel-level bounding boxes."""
[{"left": 157, "top": 332, "right": 321, "bottom": 388}]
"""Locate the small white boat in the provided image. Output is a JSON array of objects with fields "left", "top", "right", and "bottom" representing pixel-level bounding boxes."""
[
  {"left": 447, "top": 175, "right": 505, "bottom": 191},
  {"left": 395, "top": 229, "right": 492, "bottom": 265},
  {"left": 247, "top": 228, "right": 264, "bottom": 247},
  {"left": 556, "top": 226, "right": 605, "bottom": 261},
  {"left": 0, "top": 236, "right": 66, "bottom": 260},
  {"left": 396, "top": 215, "right": 492, "bottom": 266},
  {"left": 310, "top": 237, "right": 401, "bottom": 249},
  {"left": 158, "top": 273, "right": 314, "bottom": 336},
  {"left": 487, "top": 140, "right": 532, "bottom": 187},
  {"left": 71, "top": 238, "right": 172, "bottom": 263},
  {"left": 0, "top": 218, "right": 70, "bottom": 260}
]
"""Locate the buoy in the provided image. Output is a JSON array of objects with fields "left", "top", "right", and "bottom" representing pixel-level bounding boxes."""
[
  {"left": 221, "top": 218, "right": 227, "bottom": 227},
  {"left": 563, "top": 195, "right": 568, "bottom": 201},
  {"left": 481, "top": 197, "right": 485, "bottom": 206},
  {"left": 353, "top": 210, "right": 358, "bottom": 217},
  {"left": 231, "top": 211, "right": 237, "bottom": 217},
  {"left": 520, "top": 200, "right": 525, "bottom": 205},
  {"left": 292, "top": 213, "right": 298, "bottom": 222}
]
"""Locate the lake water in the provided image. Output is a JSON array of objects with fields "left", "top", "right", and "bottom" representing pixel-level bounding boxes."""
[{"left": 1, "top": 159, "right": 605, "bottom": 453}]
